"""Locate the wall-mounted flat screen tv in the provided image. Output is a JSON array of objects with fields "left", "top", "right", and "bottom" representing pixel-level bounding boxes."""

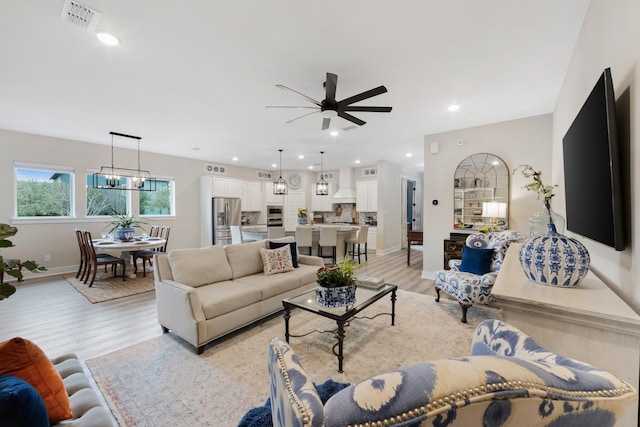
[{"left": 562, "top": 68, "right": 625, "bottom": 251}]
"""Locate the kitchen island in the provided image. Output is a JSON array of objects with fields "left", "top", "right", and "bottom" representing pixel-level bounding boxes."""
[{"left": 241, "top": 224, "right": 358, "bottom": 263}]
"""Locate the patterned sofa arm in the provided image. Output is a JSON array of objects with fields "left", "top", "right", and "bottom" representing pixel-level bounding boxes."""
[{"left": 268, "top": 324, "right": 636, "bottom": 427}]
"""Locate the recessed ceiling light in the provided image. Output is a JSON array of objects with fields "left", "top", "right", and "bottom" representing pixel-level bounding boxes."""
[
  {"left": 308, "top": 165, "right": 314, "bottom": 170},
  {"left": 330, "top": 131, "right": 338, "bottom": 137},
  {"left": 298, "top": 155, "right": 304, "bottom": 159},
  {"left": 232, "top": 157, "right": 238, "bottom": 162},
  {"left": 355, "top": 160, "right": 361, "bottom": 164},
  {"left": 406, "top": 153, "right": 413, "bottom": 157},
  {"left": 271, "top": 163, "right": 277, "bottom": 168},
  {"left": 96, "top": 32, "right": 119, "bottom": 46},
  {"left": 448, "top": 104, "right": 460, "bottom": 112}
]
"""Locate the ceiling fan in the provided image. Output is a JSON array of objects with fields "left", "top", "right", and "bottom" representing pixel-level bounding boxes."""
[{"left": 267, "top": 72, "right": 392, "bottom": 130}]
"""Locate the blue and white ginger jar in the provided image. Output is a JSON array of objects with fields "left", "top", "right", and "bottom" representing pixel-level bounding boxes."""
[
  {"left": 519, "top": 224, "right": 590, "bottom": 287},
  {"left": 316, "top": 283, "right": 356, "bottom": 307}
]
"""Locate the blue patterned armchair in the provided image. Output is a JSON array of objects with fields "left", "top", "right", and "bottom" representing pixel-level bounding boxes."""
[
  {"left": 267, "top": 319, "right": 636, "bottom": 427},
  {"left": 435, "top": 230, "right": 524, "bottom": 323}
]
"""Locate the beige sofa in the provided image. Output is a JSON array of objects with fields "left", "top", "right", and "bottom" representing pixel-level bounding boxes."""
[{"left": 153, "top": 237, "right": 324, "bottom": 354}]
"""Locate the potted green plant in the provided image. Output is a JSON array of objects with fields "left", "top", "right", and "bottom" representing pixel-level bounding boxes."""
[
  {"left": 316, "top": 257, "right": 365, "bottom": 307},
  {"left": 1, "top": 224, "right": 47, "bottom": 300},
  {"left": 105, "top": 212, "right": 148, "bottom": 241}
]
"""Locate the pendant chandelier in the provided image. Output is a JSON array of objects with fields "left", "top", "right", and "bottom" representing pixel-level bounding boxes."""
[
  {"left": 92, "top": 132, "right": 157, "bottom": 191},
  {"left": 316, "top": 151, "right": 328, "bottom": 196},
  {"left": 273, "top": 148, "right": 288, "bottom": 195}
]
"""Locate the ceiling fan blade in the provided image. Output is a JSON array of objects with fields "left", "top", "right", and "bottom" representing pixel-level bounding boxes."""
[
  {"left": 286, "top": 110, "right": 320, "bottom": 124},
  {"left": 338, "top": 85, "right": 388, "bottom": 107},
  {"left": 276, "top": 84, "right": 322, "bottom": 106},
  {"left": 266, "top": 106, "right": 320, "bottom": 109},
  {"left": 342, "top": 106, "right": 392, "bottom": 113},
  {"left": 321, "top": 117, "right": 331, "bottom": 130},
  {"left": 325, "top": 73, "right": 338, "bottom": 103},
  {"left": 337, "top": 111, "right": 366, "bottom": 126}
]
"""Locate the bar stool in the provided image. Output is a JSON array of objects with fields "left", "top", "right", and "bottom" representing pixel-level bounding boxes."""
[
  {"left": 317, "top": 227, "right": 338, "bottom": 265},
  {"left": 346, "top": 225, "right": 369, "bottom": 264},
  {"left": 268, "top": 227, "right": 285, "bottom": 240},
  {"left": 295, "top": 226, "right": 313, "bottom": 255}
]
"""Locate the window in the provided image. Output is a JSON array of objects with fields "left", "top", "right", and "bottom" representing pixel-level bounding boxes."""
[
  {"left": 15, "top": 165, "right": 73, "bottom": 217},
  {"left": 86, "top": 174, "right": 129, "bottom": 216},
  {"left": 140, "top": 179, "right": 174, "bottom": 215}
]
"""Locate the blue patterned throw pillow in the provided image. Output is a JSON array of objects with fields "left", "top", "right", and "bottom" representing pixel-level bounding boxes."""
[{"left": 459, "top": 245, "right": 494, "bottom": 275}]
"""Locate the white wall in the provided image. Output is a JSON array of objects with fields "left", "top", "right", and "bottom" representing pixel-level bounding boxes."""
[
  {"left": 0, "top": 129, "right": 255, "bottom": 276},
  {"left": 422, "top": 114, "right": 553, "bottom": 275},
  {"left": 377, "top": 160, "right": 403, "bottom": 254},
  {"left": 552, "top": 0, "right": 640, "bottom": 306}
]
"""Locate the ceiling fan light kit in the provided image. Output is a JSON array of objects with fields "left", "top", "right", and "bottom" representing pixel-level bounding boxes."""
[
  {"left": 268, "top": 72, "right": 392, "bottom": 130},
  {"left": 316, "top": 151, "right": 329, "bottom": 196},
  {"left": 273, "top": 149, "right": 288, "bottom": 195},
  {"left": 92, "top": 132, "right": 157, "bottom": 191}
]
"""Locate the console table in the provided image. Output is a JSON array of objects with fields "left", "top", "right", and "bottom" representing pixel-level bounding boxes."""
[{"left": 493, "top": 243, "right": 640, "bottom": 425}]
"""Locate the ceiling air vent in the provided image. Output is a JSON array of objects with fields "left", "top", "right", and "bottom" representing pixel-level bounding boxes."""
[{"left": 60, "top": 0, "right": 101, "bottom": 31}]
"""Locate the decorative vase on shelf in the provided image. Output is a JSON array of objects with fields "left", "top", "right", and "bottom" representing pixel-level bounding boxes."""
[
  {"left": 519, "top": 224, "right": 590, "bottom": 288},
  {"left": 529, "top": 202, "right": 565, "bottom": 236},
  {"left": 297, "top": 217, "right": 308, "bottom": 225}
]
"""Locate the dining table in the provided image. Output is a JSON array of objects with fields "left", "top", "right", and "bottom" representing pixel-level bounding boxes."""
[{"left": 92, "top": 237, "right": 166, "bottom": 278}]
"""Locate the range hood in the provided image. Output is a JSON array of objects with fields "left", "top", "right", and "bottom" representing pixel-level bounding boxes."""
[{"left": 332, "top": 168, "right": 356, "bottom": 202}]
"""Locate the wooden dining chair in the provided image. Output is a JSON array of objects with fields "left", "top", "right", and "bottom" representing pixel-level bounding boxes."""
[
  {"left": 133, "top": 226, "right": 170, "bottom": 278},
  {"left": 82, "top": 230, "right": 126, "bottom": 287}
]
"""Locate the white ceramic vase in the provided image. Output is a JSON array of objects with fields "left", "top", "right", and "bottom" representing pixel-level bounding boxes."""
[{"left": 519, "top": 224, "right": 590, "bottom": 288}]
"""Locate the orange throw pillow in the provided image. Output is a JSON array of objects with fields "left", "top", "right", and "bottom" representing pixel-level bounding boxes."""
[{"left": 0, "top": 337, "right": 72, "bottom": 423}]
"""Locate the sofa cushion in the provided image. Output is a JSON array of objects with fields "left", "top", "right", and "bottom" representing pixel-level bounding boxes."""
[
  {"left": 285, "top": 264, "right": 320, "bottom": 287},
  {"left": 269, "top": 241, "right": 299, "bottom": 268},
  {"left": 196, "top": 281, "right": 262, "bottom": 319},
  {"left": 168, "top": 246, "right": 232, "bottom": 287},
  {"left": 225, "top": 240, "right": 268, "bottom": 279},
  {"left": 0, "top": 374, "right": 49, "bottom": 427},
  {"left": 260, "top": 247, "right": 295, "bottom": 276},
  {"left": 0, "top": 338, "right": 72, "bottom": 424},
  {"left": 235, "top": 272, "right": 300, "bottom": 300}
]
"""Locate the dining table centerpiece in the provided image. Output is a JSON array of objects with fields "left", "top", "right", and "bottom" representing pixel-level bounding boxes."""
[
  {"left": 316, "top": 257, "right": 365, "bottom": 307},
  {"left": 105, "top": 213, "right": 148, "bottom": 241}
]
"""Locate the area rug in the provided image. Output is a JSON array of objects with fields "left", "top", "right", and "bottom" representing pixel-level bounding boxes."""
[
  {"left": 86, "top": 290, "right": 501, "bottom": 426},
  {"left": 63, "top": 272, "right": 155, "bottom": 303}
]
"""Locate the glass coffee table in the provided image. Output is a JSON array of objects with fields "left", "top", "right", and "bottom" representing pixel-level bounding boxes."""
[{"left": 282, "top": 284, "right": 397, "bottom": 373}]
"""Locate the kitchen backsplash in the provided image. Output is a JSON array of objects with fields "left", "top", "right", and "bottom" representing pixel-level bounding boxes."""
[{"left": 322, "top": 203, "right": 355, "bottom": 223}]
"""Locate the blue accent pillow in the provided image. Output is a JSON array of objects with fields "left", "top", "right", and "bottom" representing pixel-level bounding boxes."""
[
  {"left": 0, "top": 374, "right": 49, "bottom": 427},
  {"left": 269, "top": 241, "right": 299, "bottom": 268},
  {"left": 459, "top": 245, "right": 494, "bottom": 275}
]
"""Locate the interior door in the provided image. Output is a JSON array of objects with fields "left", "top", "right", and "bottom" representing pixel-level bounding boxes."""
[{"left": 284, "top": 191, "right": 305, "bottom": 232}]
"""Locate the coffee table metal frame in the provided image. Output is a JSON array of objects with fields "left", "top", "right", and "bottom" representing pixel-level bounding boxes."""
[{"left": 282, "top": 284, "right": 397, "bottom": 373}]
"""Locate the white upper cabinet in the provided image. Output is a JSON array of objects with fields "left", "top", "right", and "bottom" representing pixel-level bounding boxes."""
[
  {"left": 311, "top": 183, "right": 334, "bottom": 212},
  {"left": 241, "top": 182, "right": 263, "bottom": 211},
  {"left": 211, "top": 177, "right": 242, "bottom": 198},
  {"left": 264, "top": 182, "right": 284, "bottom": 205},
  {"left": 356, "top": 181, "right": 378, "bottom": 212}
]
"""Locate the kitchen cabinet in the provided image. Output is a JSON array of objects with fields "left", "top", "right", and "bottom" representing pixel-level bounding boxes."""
[
  {"left": 311, "top": 183, "right": 334, "bottom": 212},
  {"left": 367, "top": 227, "right": 377, "bottom": 252},
  {"left": 284, "top": 191, "right": 305, "bottom": 231},
  {"left": 241, "top": 182, "right": 262, "bottom": 211},
  {"left": 356, "top": 181, "right": 377, "bottom": 212},
  {"left": 211, "top": 177, "right": 242, "bottom": 198},
  {"left": 264, "top": 182, "right": 284, "bottom": 206}
]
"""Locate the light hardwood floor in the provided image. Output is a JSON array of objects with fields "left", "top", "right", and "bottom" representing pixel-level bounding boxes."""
[{"left": 0, "top": 247, "right": 434, "bottom": 362}]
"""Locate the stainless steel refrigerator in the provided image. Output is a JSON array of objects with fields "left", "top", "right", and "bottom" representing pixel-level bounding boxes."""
[{"left": 212, "top": 197, "right": 241, "bottom": 245}]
